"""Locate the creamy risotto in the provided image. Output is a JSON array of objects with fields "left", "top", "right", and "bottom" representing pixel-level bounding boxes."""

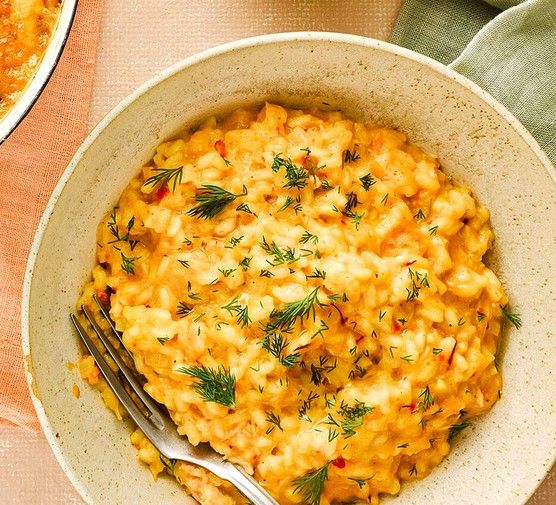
[
  {"left": 77, "top": 103, "right": 518, "bottom": 505},
  {"left": 0, "top": 0, "right": 60, "bottom": 118}
]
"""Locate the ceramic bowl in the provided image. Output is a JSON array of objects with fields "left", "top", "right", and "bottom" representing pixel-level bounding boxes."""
[
  {"left": 22, "top": 33, "right": 556, "bottom": 505},
  {"left": 0, "top": 0, "right": 78, "bottom": 143}
]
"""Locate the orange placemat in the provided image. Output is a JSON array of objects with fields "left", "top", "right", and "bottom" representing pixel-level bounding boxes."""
[{"left": 0, "top": 0, "right": 104, "bottom": 430}]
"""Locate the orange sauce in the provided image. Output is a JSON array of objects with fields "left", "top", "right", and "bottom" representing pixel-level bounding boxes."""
[{"left": 0, "top": 0, "right": 60, "bottom": 118}]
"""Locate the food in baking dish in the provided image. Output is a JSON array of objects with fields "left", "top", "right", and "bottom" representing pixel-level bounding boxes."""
[
  {"left": 77, "top": 103, "right": 519, "bottom": 504},
  {"left": 0, "top": 0, "right": 60, "bottom": 118}
]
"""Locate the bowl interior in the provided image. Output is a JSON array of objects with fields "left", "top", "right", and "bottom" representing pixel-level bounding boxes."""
[{"left": 24, "top": 34, "right": 556, "bottom": 505}]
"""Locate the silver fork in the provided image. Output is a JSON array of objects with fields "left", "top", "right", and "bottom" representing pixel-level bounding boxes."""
[{"left": 70, "top": 295, "right": 278, "bottom": 505}]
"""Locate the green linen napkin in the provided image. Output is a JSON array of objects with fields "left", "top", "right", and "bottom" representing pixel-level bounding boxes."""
[{"left": 391, "top": 0, "right": 556, "bottom": 166}]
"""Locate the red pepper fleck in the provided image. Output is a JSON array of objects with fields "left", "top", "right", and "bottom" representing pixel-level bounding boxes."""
[
  {"left": 409, "top": 402, "right": 417, "bottom": 413},
  {"left": 393, "top": 322, "right": 402, "bottom": 333},
  {"left": 302, "top": 155, "right": 316, "bottom": 170},
  {"left": 96, "top": 290, "right": 109, "bottom": 305},
  {"left": 332, "top": 457, "right": 346, "bottom": 469},
  {"left": 155, "top": 186, "right": 170, "bottom": 200},
  {"left": 214, "top": 139, "right": 226, "bottom": 157},
  {"left": 438, "top": 354, "right": 446, "bottom": 362},
  {"left": 448, "top": 343, "right": 457, "bottom": 366}
]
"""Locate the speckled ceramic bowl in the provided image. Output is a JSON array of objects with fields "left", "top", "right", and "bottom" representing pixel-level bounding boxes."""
[{"left": 22, "top": 33, "right": 556, "bottom": 505}]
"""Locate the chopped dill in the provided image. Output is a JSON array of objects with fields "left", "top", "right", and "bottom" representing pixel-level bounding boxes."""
[
  {"left": 344, "top": 149, "right": 360, "bottom": 164},
  {"left": 239, "top": 256, "right": 251, "bottom": 270},
  {"left": 299, "top": 231, "right": 319, "bottom": 245},
  {"left": 187, "top": 184, "right": 248, "bottom": 219},
  {"left": 501, "top": 305, "right": 522, "bottom": 329},
  {"left": 448, "top": 421, "right": 471, "bottom": 442},
  {"left": 177, "top": 301, "right": 193, "bottom": 318},
  {"left": 120, "top": 252, "right": 140, "bottom": 274},
  {"left": 218, "top": 267, "right": 236, "bottom": 278},
  {"left": 265, "top": 411, "right": 283, "bottom": 434},
  {"left": 144, "top": 166, "right": 183, "bottom": 191},
  {"left": 359, "top": 173, "right": 376, "bottom": 190},
  {"left": 260, "top": 332, "right": 300, "bottom": 368},
  {"left": 174, "top": 365, "right": 236, "bottom": 408},
  {"left": 221, "top": 296, "right": 251, "bottom": 327},
  {"left": 292, "top": 462, "right": 330, "bottom": 505}
]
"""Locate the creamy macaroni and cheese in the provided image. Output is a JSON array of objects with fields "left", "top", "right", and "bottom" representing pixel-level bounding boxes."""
[
  {"left": 0, "top": 0, "right": 60, "bottom": 118},
  {"left": 78, "top": 103, "right": 514, "bottom": 505}
]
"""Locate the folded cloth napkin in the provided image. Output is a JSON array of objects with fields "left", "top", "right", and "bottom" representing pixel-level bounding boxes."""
[
  {"left": 0, "top": 0, "right": 104, "bottom": 430},
  {"left": 391, "top": 0, "right": 556, "bottom": 166}
]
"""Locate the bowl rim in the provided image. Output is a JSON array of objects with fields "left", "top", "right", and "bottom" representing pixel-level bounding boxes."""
[
  {"left": 0, "top": 0, "right": 79, "bottom": 144},
  {"left": 21, "top": 31, "right": 556, "bottom": 505}
]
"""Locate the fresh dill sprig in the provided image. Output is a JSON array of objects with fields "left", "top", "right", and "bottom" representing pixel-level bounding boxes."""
[
  {"left": 260, "top": 236, "right": 298, "bottom": 266},
  {"left": 187, "top": 184, "right": 248, "bottom": 219},
  {"left": 107, "top": 207, "right": 119, "bottom": 240},
  {"left": 265, "top": 287, "right": 322, "bottom": 332},
  {"left": 309, "top": 355, "right": 336, "bottom": 386},
  {"left": 178, "top": 259, "right": 190, "bottom": 268},
  {"left": 414, "top": 209, "right": 426, "bottom": 220},
  {"left": 321, "top": 179, "right": 334, "bottom": 191},
  {"left": 144, "top": 166, "right": 183, "bottom": 192},
  {"left": 177, "top": 301, "right": 193, "bottom": 318},
  {"left": 348, "top": 477, "right": 368, "bottom": 489},
  {"left": 429, "top": 225, "right": 439, "bottom": 236},
  {"left": 328, "top": 293, "right": 349, "bottom": 303},
  {"left": 277, "top": 195, "right": 295, "bottom": 212},
  {"left": 260, "top": 269, "right": 274, "bottom": 278},
  {"left": 381, "top": 193, "right": 389, "bottom": 205},
  {"left": 501, "top": 305, "right": 522, "bottom": 329},
  {"left": 120, "top": 252, "right": 140, "bottom": 274},
  {"left": 265, "top": 411, "right": 283, "bottom": 434},
  {"left": 260, "top": 332, "right": 300, "bottom": 368},
  {"left": 239, "top": 256, "right": 251, "bottom": 270},
  {"left": 174, "top": 365, "right": 236, "bottom": 408},
  {"left": 299, "top": 231, "right": 319, "bottom": 245},
  {"left": 292, "top": 463, "right": 330, "bottom": 505},
  {"left": 416, "top": 386, "right": 434, "bottom": 412},
  {"left": 298, "top": 390, "right": 319, "bottom": 422},
  {"left": 447, "top": 421, "right": 471, "bottom": 442},
  {"left": 218, "top": 267, "right": 236, "bottom": 278},
  {"left": 306, "top": 268, "right": 327, "bottom": 280},
  {"left": 107, "top": 211, "right": 136, "bottom": 245},
  {"left": 477, "top": 311, "right": 486, "bottom": 322},
  {"left": 359, "top": 173, "right": 376, "bottom": 190},
  {"left": 221, "top": 296, "right": 251, "bottom": 327},
  {"left": 344, "top": 192, "right": 360, "bottom": 215},
  {"left": 432, "top": 347, "right": 443, "bottom": 355},
  {"left": 337, "top": 401, "right": 374, "bottom": 438},
  {"left": 226, "top": 235, "right": 244, "bottom": 248},
  {"left": 311, "top": 319, "right": 329, "bottom": 340},
  {"left": 352, "top": 212, "right": 364, "bottom": 230},
  {"left": 344, "top": 149, "right": 360, "bottom": 164},
  {"left": 406, "top": 268, "right": 430, "bottom": 302},
  {"left": 271, "top": 154, "right": 309, "bottom": 189},
  {"left": 236, "top": 202, "right": 256, "bottom": 216}
]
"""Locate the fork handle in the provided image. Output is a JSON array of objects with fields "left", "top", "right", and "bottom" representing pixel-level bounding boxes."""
[{"left": 220, "top": 462, "right": 279, "bottom": 505}]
